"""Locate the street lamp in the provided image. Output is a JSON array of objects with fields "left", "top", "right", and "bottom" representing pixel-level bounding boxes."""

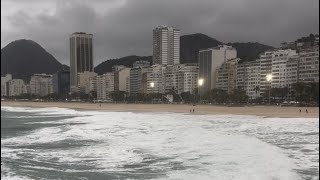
[
  {"left": 266, "top": 73, "right": 272, "bottom": 105},
  {"left": 198, "top": 78, "right": 204, "bottom": 103}
]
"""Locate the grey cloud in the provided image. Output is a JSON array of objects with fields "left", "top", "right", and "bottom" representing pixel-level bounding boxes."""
[{"left": 1, "top": 0, "right": 319, "bottom": 66}]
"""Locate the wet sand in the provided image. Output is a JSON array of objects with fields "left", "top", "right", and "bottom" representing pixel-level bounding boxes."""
[{"left": 1, "top": 101, "right": 318, "bottom": 118}]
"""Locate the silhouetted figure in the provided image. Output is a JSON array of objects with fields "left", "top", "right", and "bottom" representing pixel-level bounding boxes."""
[
  {"left": 306, "top": 109, "right": 308, "bottom": 113},
  {"left": 193, "top": 109, "right": 194, "bottom": 113},
  {"left": 299, "top": 109, "right": 301, "bottom": 113},
  {"left": 190, "top": 109, "right": 191, "bottom": 113}
]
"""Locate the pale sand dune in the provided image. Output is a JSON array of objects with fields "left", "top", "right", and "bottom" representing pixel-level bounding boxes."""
[{"left": 1, "top": 101, "right": 319, "bottom": 118}]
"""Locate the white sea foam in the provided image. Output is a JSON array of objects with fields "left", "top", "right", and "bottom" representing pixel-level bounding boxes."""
[{"left": 1, "top": 106, "right": 318, "bottom": 179}]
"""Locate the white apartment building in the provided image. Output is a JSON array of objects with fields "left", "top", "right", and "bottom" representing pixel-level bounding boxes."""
[
  {"left": 30, "top": 74, "right": 53, "bottom": 96},
  {"left": 96, "top": 73, "right": 114, "bottom": 100},
  {"left": 216, "top": 58, "right": 239, "bottom": 93},
  {"left": 271, "top": 49, "right": 297, "bottom": 88},
  {"left": 259, "top": 51, "right": 273, "bottom": 93},
  {"left": 177, "top": 64, "right": 199, "bottom": 94},
  {"left": 286, "top": 55, "right": 300, "bottom": 86},
  {"left": 164, "top": 65, "right": 181, "bottom": 93},
  {"left": 237, "top": 60, "right": 261, "bottom": 100},
  {"left": 77, "top": 71, "right": 97, "bottom": 94},
  {"left": 143, "top": 65, "right": 166, "bottom": 94},
  {"left": 153, "top": 26, "right": 180, "bottom": 65},
  {"left": 1, "top": 74, "right": 12, "bottom": 97},
  {"left": 198, "top": 45, "right": 237, "bottom": 94},
  {"left": 298, "top": 47, "right": 319, "bottom": 83},
  {"left": 8, "top": 79, "right": 27, "bottom": 96}
]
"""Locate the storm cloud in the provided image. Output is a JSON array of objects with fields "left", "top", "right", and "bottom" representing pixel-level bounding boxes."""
[{"left": 1, "top": 0, "right": 319, "bottom": 65}]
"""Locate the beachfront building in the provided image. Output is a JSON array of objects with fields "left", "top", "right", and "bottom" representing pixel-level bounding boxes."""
[
  {"left": 129, "top": 61, "right": 150, "bottom": 95},
  {"left": 1, "top": 74, "right": 12, "bottom": 97},
  {"left": 153, "top": 26, "right": 180, "bottom": 65},
  {"left": 177, "top": 63, "right": 199, "bottom": 94},
  {"left": 236, "top": 60, "right": 261, "bottom": 100},
  {"left": 96, "top": 73, "right": 114, "bottom": 100},
  {"left": 164, "top": 64, "right": 181, "bottom": 93},
  {"left": 143, "top": 65, "right": 166, "bottom": 94},
  {"left": 30, "top": 74, "right": 53, "bottom": 96},
  {"left": 198, "top": 45, "right": 237, "bottom": 95},
  {"left": 8, "top": 79, "right": 27, "bottom": 96},
  {"left": 215, "top": 58, "right": 239, "bottom": 93},
  {"left": 52, "top": 70, "right": 70, "bottom": 95},
  {"left": 69, "top": 32, "right": 94, "bottom": 92},
  {"left": 270, "top": 49, "right": 297, "bottom": 88},
  {"left": 77, "top": 71, "right": 97, "bottom": 94},
  {"left": 113, "top": 65, "right": 131, "bottom": 93},
  {"left": 130, "top": 66, "right": 149, "bottom": 95},
  {"left": 298, "top": 47, "right": 319, "bottom": 83}
]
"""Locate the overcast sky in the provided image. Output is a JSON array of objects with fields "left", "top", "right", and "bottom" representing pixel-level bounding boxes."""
[{"left": 1, "top": 0, "right": 319, "bottom": 65}]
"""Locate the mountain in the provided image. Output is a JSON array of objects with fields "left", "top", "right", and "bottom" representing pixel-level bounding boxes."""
[
  {"left": 1, "top": 39, "right": 64, "bottom": 81},
  {"left": 180, "top": 33, "right": 223, "bottom": 63},
  {"left": 94, "top": 55, "right": 152, "bottom": 75},
  {"left": 227, "top": 42, "right": 274, "bottom": 62}
]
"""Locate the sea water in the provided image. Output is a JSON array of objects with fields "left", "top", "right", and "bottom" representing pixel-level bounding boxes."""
[{"left": 1, "top": 106, "right": 319, "bottom": 180}]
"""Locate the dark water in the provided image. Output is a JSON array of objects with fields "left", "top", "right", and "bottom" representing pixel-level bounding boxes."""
[{"left": 1, "top": 106, "right": 319, "bottom": 180}]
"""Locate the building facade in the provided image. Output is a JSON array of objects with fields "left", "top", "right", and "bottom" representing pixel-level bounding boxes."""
[
  {"left": 77, "top": 71, "right": 97, "bottom": 94},
  {"left": 153, "top": 26, "right": 180, "bottom": 65},
  {"left": 96, "top": 73, "right": 114, "bottom": 100},
  {"left": 298, "top": 47, "right": 319, "bottom": 83},
  {"left": 52, "top": 70, "right": 70, "bottom": 95},
  {"left": 216, "top": 58, "right": 239, "bottom": 93},
  {"left": 177, "top": 64, "right": 199, "bottom": 94},
  {"left": 129, "top": 67, "right": 149, "bottom": 95},
  {"left": 8, "top": 79, "right": 27, "bottom": 96},
  {"left": 1, "top": 74, "right": 12, "bottom": 97},
  {"left": 113, "top": 66, "right": 131, "bottom": 93},
  {"left": 198, "top": 45, "right": 237, "bottom": 94},
  {"left": 69, "top": 32, "right": 94, "bottom": 92},
  {"left": 30, "top": 74, "right": 53, "bottom": 96},
  {"left": 236, "top": 60, "right": 261, "bottom": 100}
]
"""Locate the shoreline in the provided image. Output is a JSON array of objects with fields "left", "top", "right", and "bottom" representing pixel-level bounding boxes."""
[{"left": 1, "top": 101, "right": 319, "bottom": 118}]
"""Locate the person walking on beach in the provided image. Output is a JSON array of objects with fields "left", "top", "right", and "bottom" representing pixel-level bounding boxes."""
[
  {"left": 299, "top": 109, "right": 301, "bottom": 113},
  {"left": 190, "top": 109, "right": 191, "bottom": 113},
  {"left": 306, "top": 109, "right": 308, "bottom": 113},
  {"left": 193, "top": 109, "right": 194, "bottom": 113}
]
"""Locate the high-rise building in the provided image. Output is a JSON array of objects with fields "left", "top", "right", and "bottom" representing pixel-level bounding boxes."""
[
  {"left": 69, "top": 32, "right": 94, "bottom": 92},
  {"left": 198, "top": 45, "right": 237, "bottom": 94},
  {"left": 153, "top": 26, "right": 180, "bottom": 65}
]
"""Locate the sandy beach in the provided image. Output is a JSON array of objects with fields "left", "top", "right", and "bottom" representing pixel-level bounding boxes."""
[{"left": 1, "top": 101, "right": 318, "bottom": 118}]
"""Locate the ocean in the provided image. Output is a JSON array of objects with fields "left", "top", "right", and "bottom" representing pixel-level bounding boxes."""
[{"left": 1, "top": 106, "right": 319, "bottom": 180}]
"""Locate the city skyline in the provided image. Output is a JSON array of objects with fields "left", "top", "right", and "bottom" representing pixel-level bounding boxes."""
[{"left": 1, "top": 0, "right": 319, "bottom": 65}]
